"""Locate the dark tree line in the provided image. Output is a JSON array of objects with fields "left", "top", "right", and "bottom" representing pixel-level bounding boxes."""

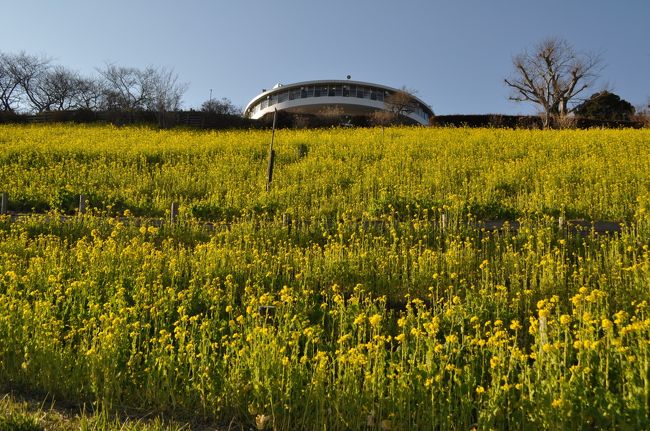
[{"left": 0, "top": 51, "right": 187, "bottom": 115}]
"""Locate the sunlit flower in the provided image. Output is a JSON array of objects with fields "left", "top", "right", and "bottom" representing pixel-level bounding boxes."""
[{"left": 369, "top": 314, "right": 382, "bottom": 327}]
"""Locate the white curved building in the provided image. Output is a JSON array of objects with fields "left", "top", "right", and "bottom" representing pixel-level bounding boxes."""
[{"left": 244, "top": 80, "right": 433, "bottom": 125}]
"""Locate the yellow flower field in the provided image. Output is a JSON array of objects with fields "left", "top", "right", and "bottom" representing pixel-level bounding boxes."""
[{"left": 0, "top": 124, "right": 649, "bottom": 429}]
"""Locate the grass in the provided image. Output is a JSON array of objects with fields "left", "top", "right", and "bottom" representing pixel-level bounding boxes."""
[{"left": 0, "top": 392, "right": 201, "bottom": 430}]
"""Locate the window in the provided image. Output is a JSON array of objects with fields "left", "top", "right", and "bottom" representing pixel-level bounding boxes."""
[
  {"left": 289, "top": 88, "right": 301, "bottom": 100},
  {"left": 301, "top": 86, "right": 313, "bottom": 98},
  {"left": 314, "top": 85, "right": 327, "bottom": 97}
]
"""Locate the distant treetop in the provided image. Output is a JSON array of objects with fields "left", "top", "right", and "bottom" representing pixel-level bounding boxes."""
[{"left": 574, "top": 91, "right": 635, "bottom": 121}]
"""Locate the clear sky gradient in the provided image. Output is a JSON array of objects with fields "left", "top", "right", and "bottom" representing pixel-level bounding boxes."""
[{"left": 2, "top": 0, "right": 649, "bottom": 115}]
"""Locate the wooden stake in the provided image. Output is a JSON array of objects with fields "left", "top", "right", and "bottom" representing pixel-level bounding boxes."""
[
  {"left": 0, "top": 192, "right": 7, "bottom": 214},
  {"left": 283, "top": 213, "right": 292, "bottom": 234},
  {"left": 79, "top": 194, "right": 87, "bottom": 214},
  {"left": 171, "top": 202, "right": 179, "bottom": 224}
]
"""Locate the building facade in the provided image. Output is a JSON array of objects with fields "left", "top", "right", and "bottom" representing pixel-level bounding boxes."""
[{"left": 244, "top": 80, "right": 433, "bottom": 125}]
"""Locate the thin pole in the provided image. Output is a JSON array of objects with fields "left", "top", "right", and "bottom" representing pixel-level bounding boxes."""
[
  {"left": 270, "top": 107, "right": 277, "bottom": 152},
  {"left": 266, "top": 108, "right": 278, "bottom": 192}
]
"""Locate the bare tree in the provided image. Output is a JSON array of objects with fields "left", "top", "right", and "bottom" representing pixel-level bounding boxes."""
[
  {"left": 99, "top": 64, "right": 151, "bottom": 111},
  {"left": 0, "top": 52, "right": 22, "bottom": 112},
  {"left": 1, "top": 51, "right": 103, "bottom": 113},
  {"left": 146, "top": 66, "right": 188, "bottom": 127},
  {"left": 4, "top": 51, "right": 52, "bottom": 112},
  {"left": 38, "top": 66, "right": 82, "bottom": 111},
  {"left": 201, "top": 97, "right": 240, "bottom": 115},
  {"left": 505, "top": 37, "right": 602, "bottom": 127},
  {"left": 73, "top": 75, "right": 105, "bottom": 110},
  {"left": 384, "top": 87, "right": 419, "bottom": 120},
  {"left": 147, "top": 66, "right": 187, "bottom": 112},
  {"left": 2, "top": 52, "right": 189, "bottom": 118},
  {"left": 635, "top": 98, "right": 650, "bottom": 128},
  {"left": 99, "top": 64, "right": 187, "bottom": 116},
  {"left": 15, "top": 64, "right": 86, "bottom": 112}
]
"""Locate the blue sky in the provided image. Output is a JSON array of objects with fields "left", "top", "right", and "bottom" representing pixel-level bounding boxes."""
[{"left": 2, "top": 0, "right": 649, "bottom": 115}]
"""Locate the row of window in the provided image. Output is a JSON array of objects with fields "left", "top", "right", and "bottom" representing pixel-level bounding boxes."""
[
  {"left": 252, "top": 84, "right": 386, "bottom": 112},
  {"left": 249, "top": 84, "right": 430, "bottom": 120}
]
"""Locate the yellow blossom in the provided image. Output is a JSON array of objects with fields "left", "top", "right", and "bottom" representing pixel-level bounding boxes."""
[
  {"left": 509, "top": 320, "right": 522, "bottom": 331},
  {"left": 369, "top": 314, "right": 382, "bottom": 327},
  {"left": 559, "top": 314, "right": 571, "bottom": 326},
  {"left": 601, "top": 318, "right": 613, "bottom": 330}
]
